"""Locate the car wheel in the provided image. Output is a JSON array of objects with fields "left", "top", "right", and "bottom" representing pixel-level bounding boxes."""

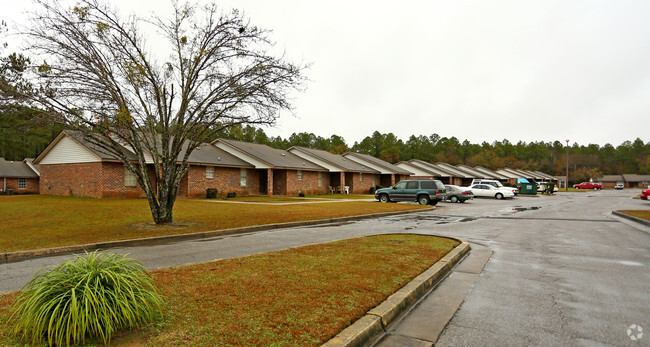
[
  {"left": 594, "top": 187, "right": 598, "bottom": 190},
  {"left": 450, "top": 196, "right": 459, "bottom": 203},
  {"left": 495, "top": 193, "right": 504, "bottom": 200},
  {"left": 379, "top": 194, "right": 390, "bottom": 203},
  {"left": 418, "top": 195, "right": 430, "bottom": 205}
]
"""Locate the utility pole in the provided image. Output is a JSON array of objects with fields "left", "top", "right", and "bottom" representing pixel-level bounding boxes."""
[{"left": 565, "top": 139, "right": 569, "bottom": 191}]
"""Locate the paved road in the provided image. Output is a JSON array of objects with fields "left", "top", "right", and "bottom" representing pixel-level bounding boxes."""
[{"left": 1, "top": 190, "right": 649, "bottom": 345}]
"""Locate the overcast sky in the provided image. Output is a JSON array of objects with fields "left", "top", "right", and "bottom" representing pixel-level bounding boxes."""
[{"left": 4, "top": 1, "right": 650, "bottom": 147}]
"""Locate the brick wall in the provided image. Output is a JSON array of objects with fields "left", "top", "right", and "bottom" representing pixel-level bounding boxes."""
[
  {"left": 348, "top": 172, "right": 376, "bottom": 194},
  {"left": 40, "top": 162, "right": 104, "bottom": 198},
  {"left": 272, "top": 169, "right": 287, "bottom": 195},
  {"left": 100, "top": 162, "right": 149, "bottom": 198},
  {"left": 286, "top": 170, "right": 329, "bottom": 196},
  {"left": 1, "top": 177, "right": 39, "bottom": 194},
  {"left": 185, "top": 165, "right": 259, "bottom": 198}
]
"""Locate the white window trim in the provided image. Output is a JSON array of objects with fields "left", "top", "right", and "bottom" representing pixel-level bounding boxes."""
[
  {"left": 318, "top": 172, "right": 322, "bottom": 188},
  {"left": 124, "top": 167, "right": 137, "bottom": 187},
  {"left": 240, "top": 168, "right": 248, "bottom": 187},
  {"left": 18, "top": 178, "right": 26, "bottom": 189},
  {"left": 297, "top": 170, "right": 303, "bottom": 181},
  {"left": 206, "top": 166, "right": 215, "bottom": 179},
  {"left": 360, "top": 173, "right": 363, "bottom": 182}
]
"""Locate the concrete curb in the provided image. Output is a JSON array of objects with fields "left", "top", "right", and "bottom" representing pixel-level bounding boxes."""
[
  {"left": 0, "top": 207, "right": 431, "bottom": 264},
  {"left": 612, "top": 211, "right": 650, "bottom": 227},
  {"left": 322, "top": 239, "right": 471, "bottom": 347}
]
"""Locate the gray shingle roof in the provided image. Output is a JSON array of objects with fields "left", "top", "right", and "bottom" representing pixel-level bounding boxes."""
[
  {"left": 473, "top": 166, "right": 509, "bottom": 180},
  {"left": 622, "top": 174, "right": 650, "bottom": 182},
  {"left": 407, "top": 160, "right": 453, "bottom": 177},
  {"left": 0, "top": 158, "right": 39, "bottom": 178},
  {"left": 289, "top": 147, "right": 378, "bottom": 173},
  {"left": 217, "top": 139, "right": 326, "bottom": 171},
  {"left": 601, "top": 175, "right": 624, "bottom": 182},
  {"left": 343, "top": 152, "right": 413, "bottom": 175}
]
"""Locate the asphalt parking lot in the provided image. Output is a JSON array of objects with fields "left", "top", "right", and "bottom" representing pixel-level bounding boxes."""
[{"left": 1, "top": 189, "right": 648, "bottom": 345}]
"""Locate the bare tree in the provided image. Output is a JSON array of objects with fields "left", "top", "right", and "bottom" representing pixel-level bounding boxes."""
[{"left": 18, "top": 0, "right": 306, "bottom": 224}]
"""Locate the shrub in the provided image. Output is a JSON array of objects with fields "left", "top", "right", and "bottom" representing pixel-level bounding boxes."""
[
  {"left": 375, "top": 185, "right": 384, "bottom": 190},
  {"left": 11, "top": 251, "right": 164, "bottom": 346},
  {"left": 227, "top": 192, "right": 237, "bottom": 198},
  {"left": 206, "top": 188, "right": 218, "bottom": 199},
  {"left": 369, "top": 187, "right": 376, "bottom": 194},
  {"left": 298, "top": 191, "right": 305, "bottom": 197}
]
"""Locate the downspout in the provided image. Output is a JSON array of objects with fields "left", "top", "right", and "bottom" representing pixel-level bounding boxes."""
[{"left": 3, "top": 177, "right": 5, "bottom": 192}]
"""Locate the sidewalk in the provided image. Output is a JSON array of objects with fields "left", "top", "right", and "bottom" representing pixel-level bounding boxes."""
[{"left": 375, "top": 243, "right": 492, "bottom": 346}]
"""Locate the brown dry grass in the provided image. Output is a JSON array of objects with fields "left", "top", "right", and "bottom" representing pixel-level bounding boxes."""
[
  {"left": 0, "top": 195, "right": 427, "bottom": 252},
  {"left": 0, "top": 234, "right": 458, "bottom": 346},
  {"left": 618, "top": 210, "right": 650, "bottom": 220}
]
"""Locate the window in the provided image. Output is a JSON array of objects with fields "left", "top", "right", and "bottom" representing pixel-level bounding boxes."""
[
  {"left": 406, "top": 181, "right": 419, "bottom": 189},
  {"left": 420, "top": 181, "right": 436, "bottom": 189},
  {"left": 206, "top": 166, "right": 215, "bottom": 179},
  {"left": 240, "top": 168, "right": 248, "bottom": 187},
  {"left": 318, "top": 172, "right": 323, "bottom": 187},
  {"left": 372, "top": 175, "right": 376, "bottom": 186},
  {"left": 124, "top": 167, "right": 137, "bottom": 187},
  {"left": 297, "top": 170, "right": 303, "bottom": 180},
  {"left": 18, "top": 178, "right": 26, "bottom": 189},
  {"left": 394, "top": 181, "right": 407, "bottom": 189},
  {"left": 359, "top": 173, "right": 363, "bottom": 182}
]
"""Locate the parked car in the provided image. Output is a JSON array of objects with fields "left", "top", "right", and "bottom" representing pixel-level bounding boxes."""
[
  {"left": 443, "top": 185, "right": 474, "bottom": 203},
  {"left": 471, "top": 179, "right": 518, "bottom": 195},
  {"left": 375, "top": 179, "right": 446, "bottom": 205},
  {"left": 642, "top": 187, "right": 650, "bottom": 200},
  {"left": 465, "top": 184, "right": 515, "bottom": 199},
  {"left": 536, "top": 181, "right": 559, "bottom": 193},
  {"left": 573, "top": 182, "right": 603, "bottom": 190},
  {"left": 614, "top": 182, "right": 624, "bottom": 190}
]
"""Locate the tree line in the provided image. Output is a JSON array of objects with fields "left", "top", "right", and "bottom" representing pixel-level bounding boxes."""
[{"left": 2, "top": 121, "right": 648, "bottom": 182}]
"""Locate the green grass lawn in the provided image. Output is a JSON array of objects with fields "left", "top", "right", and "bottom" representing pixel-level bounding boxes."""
[
  {"left": 0, "top": 234, "right": 459, "bottom": 346},
  {"left": 0, "top": 195, "right": 427, "bottom": 253},
  {"left": 618, "top": 210, "right": 650, "bottom": 220}
]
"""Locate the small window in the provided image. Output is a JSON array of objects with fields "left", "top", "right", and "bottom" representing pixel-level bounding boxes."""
[
  {"left": 405, "top": 181, "right": 419, "bottom": 189},
  {"left": 318, "top": 172, "right": 323, "bottom": 187},
  {"left": 206, "top": 166, "right": 215, "bottom": 179},
  {"left": 372, "top": 175, "right": 376, "bottom": 186},
  {"left": 240, "top": 168, "right": 248, "bottom": 187},
  {"left": 394, "top": 181, "right": 407, "bottom": 189},
  {"left": 124, "top": 167, "right": 137, "bottom": 187},
  {"left": 297, "top": 170, "right": 303, "bottom": 180},
  {"left": 360, "top": 173, "right": 363, "bottom": 182},
  {"left": 19, "top": 178, "right": 26, "bottom": 189}
]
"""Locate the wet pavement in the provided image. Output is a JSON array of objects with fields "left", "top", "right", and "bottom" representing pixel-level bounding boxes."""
[{"left": 1, "top": 190, "right": 649, "bottom": 346}]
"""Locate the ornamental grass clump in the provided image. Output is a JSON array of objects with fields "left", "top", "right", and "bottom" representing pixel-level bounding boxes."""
[{"left": 11, "top": 251, "right": 164, "bottom": 346}]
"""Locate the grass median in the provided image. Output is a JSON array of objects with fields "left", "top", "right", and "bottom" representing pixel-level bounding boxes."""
[
  {"left": 618, "top": 210, "right": 650, "bottom": 220},
  {"left": 0, "top": 234, "right": 459, "bottom": 346},
  {"left": 0, "top": 195, "right": 428, "bottom": 253}
]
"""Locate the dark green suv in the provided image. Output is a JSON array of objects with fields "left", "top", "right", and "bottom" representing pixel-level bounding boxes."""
[{"left": 374, "top": 179, "right": 446, "bottom": 205}]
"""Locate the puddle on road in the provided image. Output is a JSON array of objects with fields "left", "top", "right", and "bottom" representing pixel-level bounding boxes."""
[{"left": 511, "top": 206, "right": 541, "bottom": 212}]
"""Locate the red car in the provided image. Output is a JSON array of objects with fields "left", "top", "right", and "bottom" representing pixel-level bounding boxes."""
[
  {"left": 642, "top": 188, "right": 650, "bottom": 200},
  {"left": 573, "top": 182, "right": 603, "bottom": 190}
]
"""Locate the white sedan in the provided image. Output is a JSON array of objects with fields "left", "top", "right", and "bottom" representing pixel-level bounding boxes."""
[{"left": 465, "top": 184, "right": 515, "bottom": 199}]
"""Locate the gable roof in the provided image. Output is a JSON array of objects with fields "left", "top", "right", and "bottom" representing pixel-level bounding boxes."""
[
  {"left": 343, "top": 152, "right": 413, "bottom": 175},
  {"left": 472, "top": 166, "right": 509, "bottom": 180},
  {"left": 407, "top": 160, "right": 454, "bottom": 177},
  {"left": 601, "top": 175, "right": 624, "bottom": 182},
  {"left": 288, "top": 147, "right": 378, "bottom": 173},
  {"left": 214, "top": 139, "right": 326, "bottom": 171},
  {"left": 434, "top": 162, "right": 474, "bottom": 178},
  {"left": 0, "top": 158, "right": 39, "bottom": 178},
  {"left": 622, "top": 174, "right": 650, "bottom": 182}
]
